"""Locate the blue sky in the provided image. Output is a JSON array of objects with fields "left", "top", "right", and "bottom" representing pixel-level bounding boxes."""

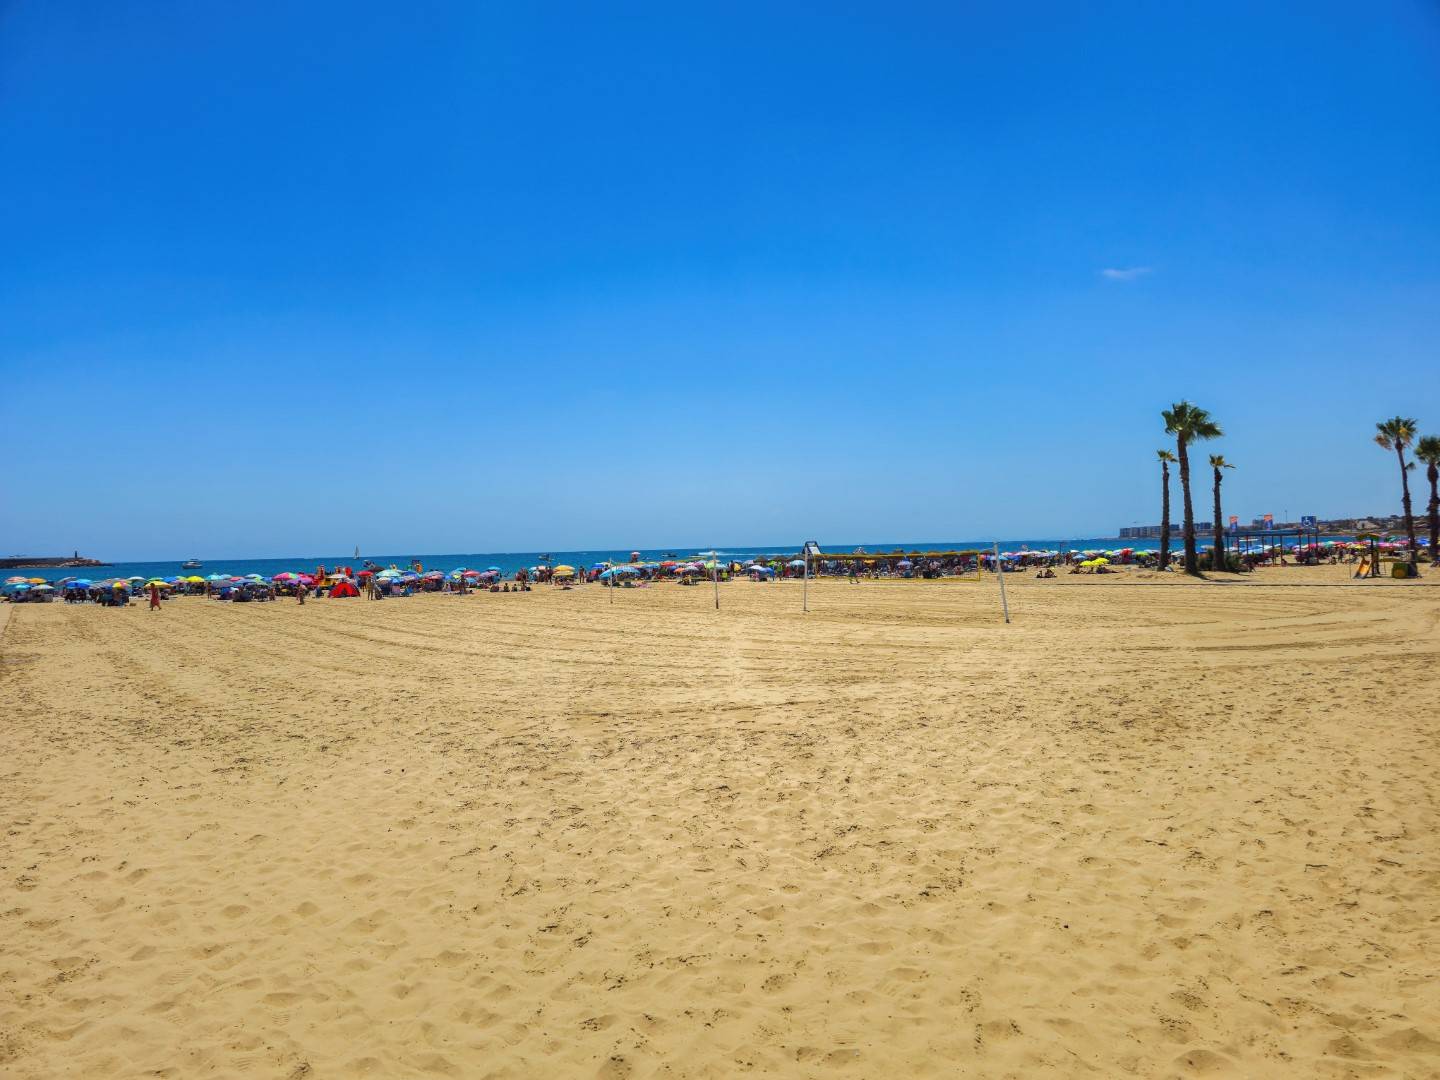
[{"left": 3, "top": 3, "right": 1439, "bottom": 558}]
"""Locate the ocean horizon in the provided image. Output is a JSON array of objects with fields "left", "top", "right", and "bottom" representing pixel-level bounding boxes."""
[{"left": 11, "top": 537, "right": 1164, "bottom": 582}]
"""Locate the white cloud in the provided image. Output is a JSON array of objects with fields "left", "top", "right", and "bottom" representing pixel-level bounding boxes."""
[{"left": 1100, "top": 266, "right": 1154, "bottom": 281}]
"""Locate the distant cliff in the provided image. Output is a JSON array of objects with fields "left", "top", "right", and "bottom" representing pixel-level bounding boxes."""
[{"left": 0, "top": 555, "right": 110, "bottom": 569}]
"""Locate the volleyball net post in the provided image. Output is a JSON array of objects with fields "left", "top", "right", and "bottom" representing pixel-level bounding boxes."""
[{"left": 994, "top": 541, "right": 1011, "bottom": 624}]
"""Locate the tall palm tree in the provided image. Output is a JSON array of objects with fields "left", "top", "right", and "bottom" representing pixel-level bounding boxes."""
[
  {"left": 1415, "top": 435, "right": 1440, "bottom": 567},
  {"left": 1157, "top": 450, "right": 1177, "bottom": 570},
  {"left": 1162, "top": 402, "right": 1223, "bottom": 574},
  {"left": 1209, "top": 454, "right": 1234, "bottom": 572},
  {"left": 1374, "top": 417, "right": 1420, "bottom": 570}
]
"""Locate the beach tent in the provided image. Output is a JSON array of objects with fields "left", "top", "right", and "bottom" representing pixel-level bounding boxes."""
[{"left": 330, "top": 580, "right": 360, "bottom": 598}]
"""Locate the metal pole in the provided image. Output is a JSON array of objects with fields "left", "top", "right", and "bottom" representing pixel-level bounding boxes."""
[
  {"left": 803, "top": 550, "right": 809, "bottom": 612},
  {"left": 712, "top": 551, "right": 719, "bottom": 610},
  {"left": 994, "top": 541, "right": 1010, "bottom": 624}
]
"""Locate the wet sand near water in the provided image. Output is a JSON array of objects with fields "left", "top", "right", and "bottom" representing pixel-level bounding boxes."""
[{"left": 2, "top": 569, "right": 1439, "bottom": 1077}]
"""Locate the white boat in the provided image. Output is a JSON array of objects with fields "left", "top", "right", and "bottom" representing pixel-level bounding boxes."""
[{"left": 181, "top": 558, "right": 202, "bottom": 569}]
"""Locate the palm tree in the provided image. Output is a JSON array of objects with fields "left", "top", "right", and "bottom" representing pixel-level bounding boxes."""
[
  {"left": 1374, "top": 417, "right": 1420, "bottom": 570},
  {"left": 1162, "top": 402, "right": 1223, "bottom": 574},
  {"left": 1157, "top": 450, "right": 1177, "bottom": 570},
  {"left": 1209, "top": 455, "right": 1234, "bottom": 571},
  {"left": 1415, "top": 435, "right": 1440, "bottom": 567}
]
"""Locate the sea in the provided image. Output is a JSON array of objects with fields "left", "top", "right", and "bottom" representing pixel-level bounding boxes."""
[{"left": 8, "top": 538, "right": 1166, "bottom": 583}]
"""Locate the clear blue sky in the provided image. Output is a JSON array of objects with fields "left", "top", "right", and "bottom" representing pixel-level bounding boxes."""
[{"left": 3, "top": 3, "right": 1438, "bottom": 559}]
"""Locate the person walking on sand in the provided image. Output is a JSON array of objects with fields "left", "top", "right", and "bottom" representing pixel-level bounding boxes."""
[
  {"left": 297, "top": 581, "right": 308, "bottom": 606},
  {"left": 148, "top": 582, "right": 161, "bottom": 611}
]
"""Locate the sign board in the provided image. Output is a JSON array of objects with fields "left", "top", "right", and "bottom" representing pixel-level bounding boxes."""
[
  {"left": 1263, "top": 513, "right": 1274, "bottom": 527},
  {"left": 1300, "top": 515, "right": 1317, "bottom": 528},
  {"left": 802, "top": 541, "right": 822, "bottom": 556},
  {"left": 1228, "top": 515, "right": 1238, "bottom": 530}
]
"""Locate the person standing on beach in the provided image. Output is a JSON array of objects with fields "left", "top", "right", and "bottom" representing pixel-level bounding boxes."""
[
  {"left": 297, "top": 582, "right": 308, "bottom": 606},
  {"left": 148, "top": 582, "right": 161, "bottom": 611}
]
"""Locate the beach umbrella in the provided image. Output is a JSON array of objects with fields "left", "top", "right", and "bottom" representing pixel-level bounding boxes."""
[
  {"left": 27, "top": 577, "right": 46, "bottom": 584},
  {"left": 33, "top": 584, "right": 55, "bottom": 591},
  {"left": 552, "top": 565, "right": 576, "bottom": 577},
  {"left": 486, "top": 566, "right": 501, "bottom": 573},
  {"left": 4, "top": 576, "right": 27, "bottom": 584}
]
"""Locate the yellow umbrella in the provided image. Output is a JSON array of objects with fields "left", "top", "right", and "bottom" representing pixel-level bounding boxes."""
[
  {"left": 27, "top": 577, "right": 46, "bottom": 584},
  {"left": 552, "top": 565, "right": 576, "bottom": 576}
]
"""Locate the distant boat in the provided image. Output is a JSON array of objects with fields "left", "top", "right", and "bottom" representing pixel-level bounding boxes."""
[{"left": 181, "top": 558, "right": 202, "bottom": 569}]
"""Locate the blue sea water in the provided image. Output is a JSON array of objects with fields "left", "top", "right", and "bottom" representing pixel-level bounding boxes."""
[{"left": 8, "top": 538, "right": 1151, "bottom": 583}]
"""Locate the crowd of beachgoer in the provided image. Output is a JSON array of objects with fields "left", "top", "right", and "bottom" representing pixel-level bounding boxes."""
[{"left": 2, "top": 540, "right": 1419, "bottom": 607}]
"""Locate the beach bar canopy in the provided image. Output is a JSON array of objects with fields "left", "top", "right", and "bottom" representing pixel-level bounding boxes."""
[
  {"left": 1221, "top": 523, "right": 1323, "bottom": 564},
  {"left": 805, "top": 549, "right": 986, "bottom": 562}
]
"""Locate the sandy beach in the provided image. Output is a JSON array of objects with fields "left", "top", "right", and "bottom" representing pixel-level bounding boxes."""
[{"left": 2, "top": 569, "right": 1438, "bottom": 1078}]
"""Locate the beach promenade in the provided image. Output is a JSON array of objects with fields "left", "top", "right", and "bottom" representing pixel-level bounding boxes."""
[{"left": 2, "top": 570, "right": 1438, "bottom": 1077}]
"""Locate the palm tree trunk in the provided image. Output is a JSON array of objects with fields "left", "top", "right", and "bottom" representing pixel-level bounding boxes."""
[
  {"left": 1159, "top": 463, "right": 1171, "bottom": 570},
  {"left": 1212, "top": 469, "right": 1225, "bottom": 572},
  {"left": 1397, "top": 445, "right": 1418, "bottom": 567},
  {"left": 1427, "top": 463, "right": 1439, "bottom": 567},
  {"left": 1178, "top": 438, "right": 1197, "bottom": 574}
]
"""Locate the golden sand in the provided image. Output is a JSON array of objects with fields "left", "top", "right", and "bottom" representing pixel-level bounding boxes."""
[{"left": 2, "top": 569, "right": 1438, "bottom": 1077}]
